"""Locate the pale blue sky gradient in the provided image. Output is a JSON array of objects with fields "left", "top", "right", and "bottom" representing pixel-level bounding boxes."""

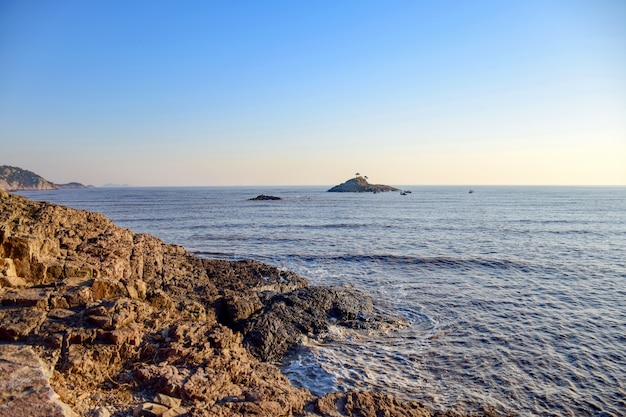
[{"left": 1, "top": 1, "right": 625, "bottom": 186}]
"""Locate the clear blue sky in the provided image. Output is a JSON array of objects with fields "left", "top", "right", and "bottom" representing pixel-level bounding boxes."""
[{"left": 1, "top": 0, "right": 624, "bottom": 186}]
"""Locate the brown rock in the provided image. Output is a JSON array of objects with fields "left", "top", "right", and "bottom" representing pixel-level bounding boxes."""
[
  {"left": 0, "top": 257, "right": 27, "bottom": 288},
  {"left": 0, "top": 287, "right": 53, "bottom": 308},
  {"left": 0, "top": 345, "right": 77, "bottom": 417},
  {"left": 85, "top": 298, "right": 152, "bottom": 330},
  {"left": 91, "top": 277, "right": 128, "bottom": 299},
  {"left": 313, "top": 391, "right": 431, "bottom": 417},
  {"left": 0, "top": 307, "right": 47, "bottom": 341},
  {"left": 223, "top": 291, "right": 263, "bottom": 324},
  {"left": 153, "top": 393, "right": 182, "bottom": 408},
  {"left": 0, "top": 274, "right": 28, "bottom": 288},
  {"left": 0, "top": 257, "right": 18, "bottom": 278},
  {"left": 161, "top": 407, "right": 189, "bottom": 417},
  {"left": 133, "top": 402, "right": 169, "bottom": 417}
]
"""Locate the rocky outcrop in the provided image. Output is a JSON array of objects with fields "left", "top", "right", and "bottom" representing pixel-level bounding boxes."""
[
  {"left": 0, "top": 165, "right": 90, "bottom": 191},
  {"left": 0, "top": 189, "right": 464, "bottom": 417},
  {"left": 328, "top": 176, "right": 400, "bottom": 193},
  {"left": 240, "top": 286, "right": 408, "bottom": 362},
  {"left": 249, "top": 195, "right": 282, "bottom": 201}
]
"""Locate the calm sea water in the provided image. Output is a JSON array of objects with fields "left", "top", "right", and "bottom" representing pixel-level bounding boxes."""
[{"left": 19, "top": 186, "right": 626, "bottom": 416}]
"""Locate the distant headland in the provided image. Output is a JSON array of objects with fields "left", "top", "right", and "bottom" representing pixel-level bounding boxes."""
[
  {"left": 0, "top": 165, "right": 92, "bottom": 191},
  {"left": 328, "top": 174, "right": 400, "bottom": 193}
]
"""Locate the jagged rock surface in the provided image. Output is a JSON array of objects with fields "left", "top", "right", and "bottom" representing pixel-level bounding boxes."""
[
  {"left": 328, "top": 176, "right": 400, "bottom": 193},
  {"left": 0, "top": 189, "right": 451, "bottom": 417},
  {"left": 241, "top": 286, "right": 408, "bottom": 362}
]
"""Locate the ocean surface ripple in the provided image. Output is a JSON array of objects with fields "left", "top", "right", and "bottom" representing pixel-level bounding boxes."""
[{"left": 20, "top": 186, "right": 626, "bottom": 416}]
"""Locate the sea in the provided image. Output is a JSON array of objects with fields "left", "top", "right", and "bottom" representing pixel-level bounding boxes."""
[{"left": 17, "top": 186, "right": 626, "bottom": 416}]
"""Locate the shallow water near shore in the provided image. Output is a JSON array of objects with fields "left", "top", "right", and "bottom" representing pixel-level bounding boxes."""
[{"left": 19, "top": 186, "right": 626, "bottom": 416}]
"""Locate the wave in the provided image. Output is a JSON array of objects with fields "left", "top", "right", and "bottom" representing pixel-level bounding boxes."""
[
  {"left": 294, "top": 254, "right": 536, "bottom": 272},
  {"left": 302, "top": 223, "right": 374, "bottom": 229},
  {"left": 192, "top": 250, "right": 243, "bottom": 259},
  {"left": 191, "top": 251, "right": 540, "bottom": 274}
]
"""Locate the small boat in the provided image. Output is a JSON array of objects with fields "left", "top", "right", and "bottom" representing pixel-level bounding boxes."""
[{"left": 469, "top": 189, "right": 475, "bottom": 194}]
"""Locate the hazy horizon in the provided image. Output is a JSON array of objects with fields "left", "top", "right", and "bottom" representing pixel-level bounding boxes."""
[{"left": 2, "top": 1, "right": 625, "bottom": 186}]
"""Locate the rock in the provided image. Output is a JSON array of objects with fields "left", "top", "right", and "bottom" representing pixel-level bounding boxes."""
[
  {"left": 249, "top": 195, "right": 282, "bottom": 201},
  {"left": 85, "top": 298, "right": 152, "bottom": 331},
  {"left": 0, "top": 307, "right": 48, "bottom": 341},
  {"left": 160, "top": 407, "right": 189, "bottom": 417},
  {"left": 0, "top": 345, "right": 77, "bottom": 417},
  {"left": 207, "top": 259, "right": 307, "bottom": 294},
  {"left": 91, "top": 408, "right": 111, "bottom": 417},
  {"left": 0, "top": 274, "right": 28, "bottom": 288},
  {"left": 0, "top": 189, "right": 467, "bottom": 417},
  {"left": 312, "top": 391, "right": 431, "bottom": 417},
  {"left": 0, "top": 257, "right": 17, "bottom": 275},
  {"left": 133, "top": 402, "right": 169, "bottom": 417},
  {"left": 1, "top": 287, "right": 54, "bottom": 308},
  {"left": 328, "top": 176, "right": 400, "bottom": 193},
  {"left": 153, "top": 393, "right": 182, "bottom": 409},
  {"left": 136, "top": 394, "right": 190, "bottom": 417},
  {"left": 242, "top": 286, "right": 408, "bottom": 362},
  {"left": 91, "top": 277, "right": 128, "bottom": 300},
  {"left": 223, "top": 291, "right": 263, "bottom": 324}
]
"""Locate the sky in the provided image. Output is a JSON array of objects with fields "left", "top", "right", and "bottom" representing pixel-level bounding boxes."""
[{"left": 1, "top": 1, "right": 625, "bottom": 186}]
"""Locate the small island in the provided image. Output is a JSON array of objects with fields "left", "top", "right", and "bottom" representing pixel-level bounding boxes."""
[
  {"left": 328, "top": 174, "right": 400, "bottom": 193},
  {"left": 249, "top": 194, "right": 282, "bottom": 201}
]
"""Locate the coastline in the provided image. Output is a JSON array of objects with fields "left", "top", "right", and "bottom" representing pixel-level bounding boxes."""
[{"left": 0, "top": 189, "right": 470, "bottom": 417}]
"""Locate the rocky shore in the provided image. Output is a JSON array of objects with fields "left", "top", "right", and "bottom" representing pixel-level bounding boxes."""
[{"left": 0, "top": 189, "right": 476, "bottom": 417}]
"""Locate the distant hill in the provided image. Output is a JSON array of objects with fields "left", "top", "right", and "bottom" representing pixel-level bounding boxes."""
[
  {"left": 0, "top": 165, "right": 91, "bottom": 191},
  {"left": 328, "top": 176, "right": 400, "bottom": 193}
]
